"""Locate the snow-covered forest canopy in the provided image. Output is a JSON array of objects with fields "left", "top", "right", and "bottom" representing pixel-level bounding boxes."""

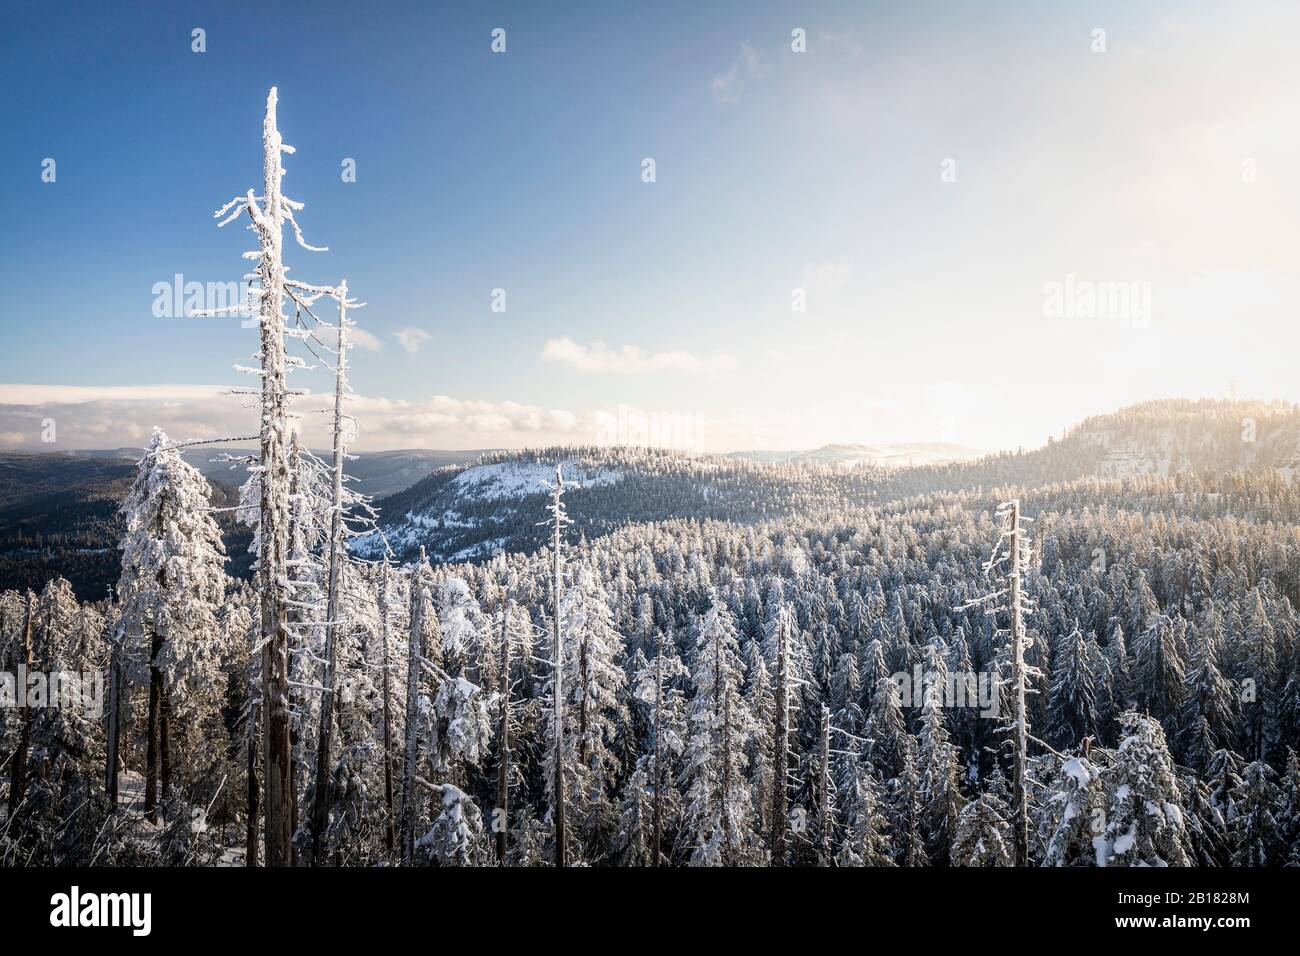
[{"left": 2, "top": 91, "right": 1300, "bottom": 869}]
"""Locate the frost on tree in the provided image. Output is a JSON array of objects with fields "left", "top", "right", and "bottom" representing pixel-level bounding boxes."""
[
  {"left": 1097, "top": 712, "right": 1190, "bottom": 867},
  {"left": 207, "top": 87, "right": 335, "bottom": 867},
  {"left": 116, "top": 428, "right": 227, "bottom": 823},
  {"left": 683, "top": 598, "right": 760, "bottom": 866}
]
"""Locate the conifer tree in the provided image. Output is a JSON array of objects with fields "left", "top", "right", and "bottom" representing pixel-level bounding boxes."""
[
  {"left": 117, "top": 428, "right": 226, "bottom": 821},
  {"left": 1098, "top": 712, "right": 1190, "bottom": 867},
  {"left": 683, "top": 599, "right": 759, "bottom": 865}
]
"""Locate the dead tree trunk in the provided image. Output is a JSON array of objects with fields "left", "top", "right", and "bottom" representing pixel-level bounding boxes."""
[
  {"left": 651, "top": 626, "right": 664, "bottom": 867},
  {"left": 249, "top": 87, "right": 295, "bottom": 868},
  {"left": 1008, "top": 500, "right": 1030, "bottom": 867},
  {"left": 818, "top": 703, "right": 831, "bottom": 866},
  {"left": 379, "top": 560, "right": 395, "bottom": 854},
  {"left": 495, "top": 594, "right": 511, "bottom": 865},
  {"left": 769, "top": 611, "right": 790, "bottom": 865},
  {"left": 550, "top": 466, "right": 568, "bottom": 868},
  {"left": 245, "top": 637, "right": 260, "bottom": 867},
  {"left": 308, "top": 281, "right": 350, "bottom": 866},
  {"left": 399, "top": 557, "right": 425, "bottom": 865}
]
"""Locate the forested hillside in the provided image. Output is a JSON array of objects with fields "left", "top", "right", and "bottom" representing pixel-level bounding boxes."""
[
  {"left": 361, "top": 399, "right": 1300, "bottom": 565},
  {"left": 3, "top": 400, "right": 1299, "bottom": 867},
  {"left": 0, "top": 453, "right": 252, "bottom": 599}
]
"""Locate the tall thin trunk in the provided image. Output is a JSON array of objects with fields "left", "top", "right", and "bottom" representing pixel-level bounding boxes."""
[
  {"left": 495, "top": 594, "right": 511, "bottom": 865},
  {"left": 651, "top": 627, "right": 664, "bottom": 867},
  {"left": 770, "top": 613, "right": 789, "bottom": 864},
  {"left": 105, "top": 622, "right": 124, "bottom": 809},
  {"left": 551, "top": 466, "right": 567, "bottom": 868},
  {"left": 246, "top": 632, "right": 260, "bottom": 867},
  {"left": 145, "top": 627, "right": 163, "bottom": 823},
  {"left": 400, "top": 556, "right": 425, "bottom": 865},
  {"left": 721, "top": 670, "right": 734, "bottom": 864},
  {"left": 1008, "top": 500, "right": 1030, "bottom": 867},
  {"left": 251, "top": 86, "right": 294, "bottom": 868},
  {"left": 818, "top": 703, "right": 831, "bottom": 866},
  {"left": 6, "top": 593, "right": 35, "bottom": 821},
  {"left": 309, "top": 281, "right": 350, "bottom": 865},
  {"left": 160, "top": 686, "right": 172, "bottom": 815},
  {"left": 379, "top": 560, "right": 395, "bottom": 854}
]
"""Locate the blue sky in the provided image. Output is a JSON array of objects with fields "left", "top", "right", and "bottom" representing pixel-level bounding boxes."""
[{"left": 3, "top": 0, "right": 1299, "bottom": 452}]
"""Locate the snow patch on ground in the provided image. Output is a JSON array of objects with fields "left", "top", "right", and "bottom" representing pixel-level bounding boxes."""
[{"left": 451, "top": 460, "right": 622, "bottom": 502}]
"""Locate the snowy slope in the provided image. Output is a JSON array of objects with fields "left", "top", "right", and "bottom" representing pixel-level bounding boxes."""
[{"left": 451, "top": 460, "right": 621, "bottom": 502}]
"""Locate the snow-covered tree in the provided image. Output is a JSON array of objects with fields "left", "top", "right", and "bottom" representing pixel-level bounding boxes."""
[
  {"left": 951, "top": 792, "right": 1014, "bottom": 866},
  {"left": 416, "top": 783, "right": 489, "bottom": 866},
  {"left": 1230, "top": 760, "right": 1281, "bottom": 867},
  {"left": 116, "top": 428, "right": 226, "bottom": 821},
  {"left": 1047, "top": 626, "right": 1099, "bottom": 749},
  {"left": 836, "top": 758, "right": 894, "bottom": 867},
  {"left": 916, "top": 680, "right": 964, "bottom": 864},
  {"left": 1039, "top": 756, "right": 1104, "bottom": 867},
  {"left": 1097, "top": 712, "right": 1190, "bottom": 867},
  {"left": 683, "top": 599, "right": 761, "bottom": 866}
]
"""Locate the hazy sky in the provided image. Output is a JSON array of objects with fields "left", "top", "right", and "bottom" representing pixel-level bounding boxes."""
[{"left": 2, "top": 0, "right": 1299, "bottom": 454}]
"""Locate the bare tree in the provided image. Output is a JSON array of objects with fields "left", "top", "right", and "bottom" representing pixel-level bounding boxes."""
[
  {"left": 494, "top": 550, "right": 513, "bottom": 865},
  {"left": 379, "top": 558, "right": 395, "bottom": 854},
  {"left": 308, "top": 280, "right": 363, "bottom": 865},
  {"left": 963, "top": 499, "right": 1036, "bottom": 866},
  {"left": 545, "top": 465, "right": 571, "bottom": 867},
  {"left": 400, "top": 550, "right": 431, "bottom": 864},
  {"left": 768, "top": 598, "right": 796, "bottom": 864},
  {"left": 209, "top": 88, "right": 331, "bottom": 866}
]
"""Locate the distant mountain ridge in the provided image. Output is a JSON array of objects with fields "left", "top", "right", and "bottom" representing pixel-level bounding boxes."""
[
  {"left": 64, "top": 446, "right": 493, "bottom": 499},
  {"left": 7, "top": 399, "right": 1298, "bottom": 592},
  {"left": 358, "top": 398, "right": 1300, "bottom": 565},
  {"left": 726, "top": 441, "right": 987, "bottom": 467}
]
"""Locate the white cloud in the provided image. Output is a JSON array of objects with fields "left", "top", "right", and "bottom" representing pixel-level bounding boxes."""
[
  {"left": 349, "top": 327, "right": 383, "bottom": 353},
  {"left": 394, "top": 327, "right": 431, "bottom": 354},
  {"left": 711, "top": 41, "right": 767, "bottom": 106},
  {"left": 0, "top": 385, "right": 591, "bottom": 453},
  {"left": 0, "top": 384, "right": 228, "bottom": 404},
  {"left": 540, "top": 337, "right": 737, "bottom": 374}
]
